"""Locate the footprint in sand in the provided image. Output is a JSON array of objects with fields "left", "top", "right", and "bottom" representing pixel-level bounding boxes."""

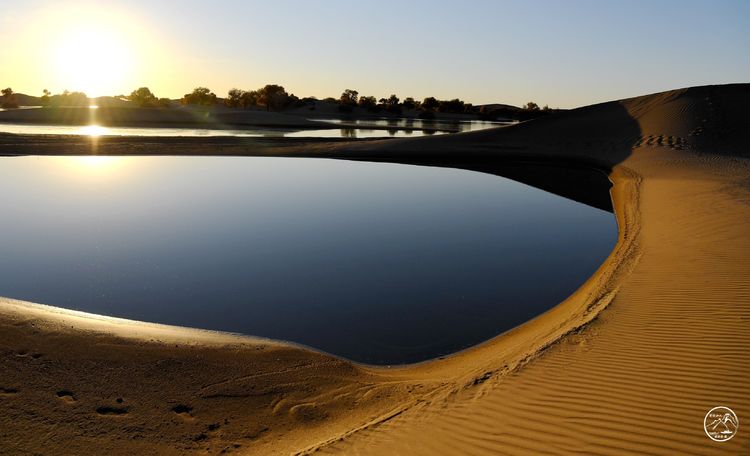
[
  {"left": 96, "top": 405, "right": 129, "bottom": 416},
  {"left": 172, "top": 404, "right": 194, "bottom": 419},
  {"left": 56, "top": 390, "right": 76, "bottom": 403},
  {"left": 13, "top": 350, "right": 43, "bottom": 359}
]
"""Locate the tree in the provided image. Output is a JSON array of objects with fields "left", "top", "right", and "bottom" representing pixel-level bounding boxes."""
[
  {"left": 182, "top": 87, "right": 217, "bottom": 106},
  {"left": 523, "top": 101, "right": 540, "bottom": 111},
  {"left": 47, "top": 90, "right": 88, "bottom": 106},
  {"left": 421, "top": 96, "right": 439, "bottom": 111},
  {"left": 226, "top": 88, "right": 244, "bottom": 108},
  {"left": 128, "top": 87, "right": 158, "bottom": 107},
  {"left": 402, "top": 97, "right": 416, "bottom": 110},
  {"left": 384, "top": 94, "right": 401, "bottom": 114},
  {"left": 241, "top": 90, "right": 259, "bottom": 108},
  {"left": 358, "top": 95, "right": 378, "bottom": 112},
  {"left": 340, "top": 89, "right": 358, "bottom": 105},
  {"left": 438, "top": 98, "right": 465, "bottom": 113},
  {"left": 257, "top": 84, "right": 289, "bottom": 111},
  {"left": 40, "top": 89, "right": 51, "bottom": 107},
  {"left": 1, "top": 87, "right": 18, "bottom": 108}
]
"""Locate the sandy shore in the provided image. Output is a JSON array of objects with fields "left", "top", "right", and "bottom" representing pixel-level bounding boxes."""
[{"left": 1, "top": 84, "right": 749, "bottom": 455}]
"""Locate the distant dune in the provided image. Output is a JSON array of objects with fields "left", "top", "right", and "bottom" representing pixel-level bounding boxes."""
[{"left": 1, "top": 84, "right": 749, "bottom": 455}]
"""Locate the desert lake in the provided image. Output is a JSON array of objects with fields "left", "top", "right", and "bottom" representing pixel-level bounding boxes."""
[
  {"left": 0, "top": 156, "right": 616, "bottom": 364},
  {"left": 0, "top": 118, "right": 509, "bottom": 138}
]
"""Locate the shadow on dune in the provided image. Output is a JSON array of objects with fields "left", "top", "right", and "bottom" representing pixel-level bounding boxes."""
[
  {"left": 318, "top": 99, "right": 644, "bottom": 213},
  {"left": 345, "top": 83, "right": 750, "bottom": 211}
]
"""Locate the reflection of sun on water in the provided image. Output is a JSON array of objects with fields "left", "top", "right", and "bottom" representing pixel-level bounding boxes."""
[
  {"left": 73, "top": 156, "right": 117, "bottom": 167},
  {"left": 79, "top": 125, "right": 109, "bottom": 137},
  {"left": 65, "top": 156, "right": 124, "bottom": 178}
]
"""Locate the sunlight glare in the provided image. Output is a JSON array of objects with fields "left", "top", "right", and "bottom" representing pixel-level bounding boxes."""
[
  {"left": 79, "top": 125, "right": 109, "bottom": 137},
  {"left": 49, "top": 23, "right": 135, "bottom": 97},
  {"left": 65, "top": 156, "right": 124, "bottom": 178}
]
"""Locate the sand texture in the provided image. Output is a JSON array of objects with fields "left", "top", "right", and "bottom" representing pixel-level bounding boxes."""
[{"left": 1, "top": 84, "right": 749, "bottom": 455}]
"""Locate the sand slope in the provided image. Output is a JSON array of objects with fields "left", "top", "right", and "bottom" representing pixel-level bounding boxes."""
[{"left": 1, "top": 84, "right": 749, "bottom": 455}]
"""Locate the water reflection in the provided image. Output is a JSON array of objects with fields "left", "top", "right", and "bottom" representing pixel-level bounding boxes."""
[
  {"left": 0, "top": 156, "right": 616, "bottom": 364},
  {"left": 79, "top": 125, "right": 108, "bottom": 136},
  {"left": 0, "top": 123, "right": 451, "bottom": 139},
  {"left": 316, "top": 117, "right": 513, "bottom": 133}
]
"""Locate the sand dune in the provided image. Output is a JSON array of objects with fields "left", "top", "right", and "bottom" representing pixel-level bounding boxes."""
[{"left": 1, "top": 84, "right": 749, "bottom": 455}]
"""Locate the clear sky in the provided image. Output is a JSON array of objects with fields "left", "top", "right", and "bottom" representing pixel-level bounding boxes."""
[{"left": 1, "top": 0, "right": 748, "bottom": 107}]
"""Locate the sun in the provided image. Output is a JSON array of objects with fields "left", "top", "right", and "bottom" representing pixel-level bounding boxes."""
[
  {"left": 50, "top": 25, "right": 135, "bottom": 97},
  {"left": 11, "top": 5, "right": 175, "bottom": 101}
]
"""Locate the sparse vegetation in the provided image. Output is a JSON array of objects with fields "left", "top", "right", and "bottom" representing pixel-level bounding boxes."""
[
  {"left": 258, "top": 84, "right": 294, "bottom": 111},
  {"left": 1, "top": 88, "right": 19, "bottom": 109},
  {"left": 128, "top": 87, "right": 160, "bottom": 107},
  {"left": 181, "top": 87, "right": 218, "bottom": 106},
  {"left": 47, "top": 90, "right": 89, "bottom": 107},
  {"left": 223, "top": 85, "right": 298, "bottom": 111},
  {"left": 3, "top": 84, "right": 556, "bottom": 121},
  {"left": 357, "top": 95, "right": 378, "bottom": 112},
  {"left": 40, "top": 89, "right": 51, "bottom": 107},
  {"left": 339, "top": 89, "right": 358, "bottom": 112}
]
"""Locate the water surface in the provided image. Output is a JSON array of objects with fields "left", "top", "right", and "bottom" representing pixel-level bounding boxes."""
[
  {"left": 0, "top": 119, "right": 506, "bottom": 138},
  {"left": 0, "top": 156, "right": 616, "bottom": 364}
]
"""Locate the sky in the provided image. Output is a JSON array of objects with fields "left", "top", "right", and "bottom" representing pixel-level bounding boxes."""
[{"left": 1, "top": 0, "right": 748, "bottom": 108}]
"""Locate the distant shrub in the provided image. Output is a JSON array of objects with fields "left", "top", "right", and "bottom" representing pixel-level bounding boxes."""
[
  {"left": 48, "top": 90, "right": 89, "bottom": 107},
  {"left": 421, "top": 97, "right": 439, "bottom": 111},
  {"left": 437, "top": 98, "right": 465, "bottom": 113},
  {"left": 128, "top": 87, "right": 158, "bottom": 107},
  {"left": 40, "top": 89, "right": 51, "bottom": 107},
  {"left": 257, "top": 84, "right": 290, "bottom": 111},
  {"left": 240, "top": 90, "right": 260, "bottom": 108},
  {"left": 182, "top": 87, "right": 218, "bottom": 106},
  {"left": 339, "top": 89, "right": 358, "bottom": 106},
  {"left": 357, "top": 95, "right": 379, "bottom": 112},
  {"left": 402, "top": 97, "right": 416, "bottom": 110},
  {"left": 1, "top": 87, "right": 19, "bottom": 108},
  {"left": 225, "top": 88, "right": 244, "bottom": 108}
]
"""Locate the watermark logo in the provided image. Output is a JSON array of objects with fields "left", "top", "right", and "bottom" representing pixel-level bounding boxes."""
[{"left": 704, "top": 406, "right": 739, "bottom": 442}]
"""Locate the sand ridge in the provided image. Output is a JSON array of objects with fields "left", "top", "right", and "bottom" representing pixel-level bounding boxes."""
[{"left": 1, "top": 84, "right": 749, "bottom": 455}]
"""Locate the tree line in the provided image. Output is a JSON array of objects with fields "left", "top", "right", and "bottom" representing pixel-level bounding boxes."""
[
  {"left": 1, "top": 85, "right": 556, "bottom": 120},
  {"left": 2, "top": 87, "right": 91, "bottom": 107}
]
